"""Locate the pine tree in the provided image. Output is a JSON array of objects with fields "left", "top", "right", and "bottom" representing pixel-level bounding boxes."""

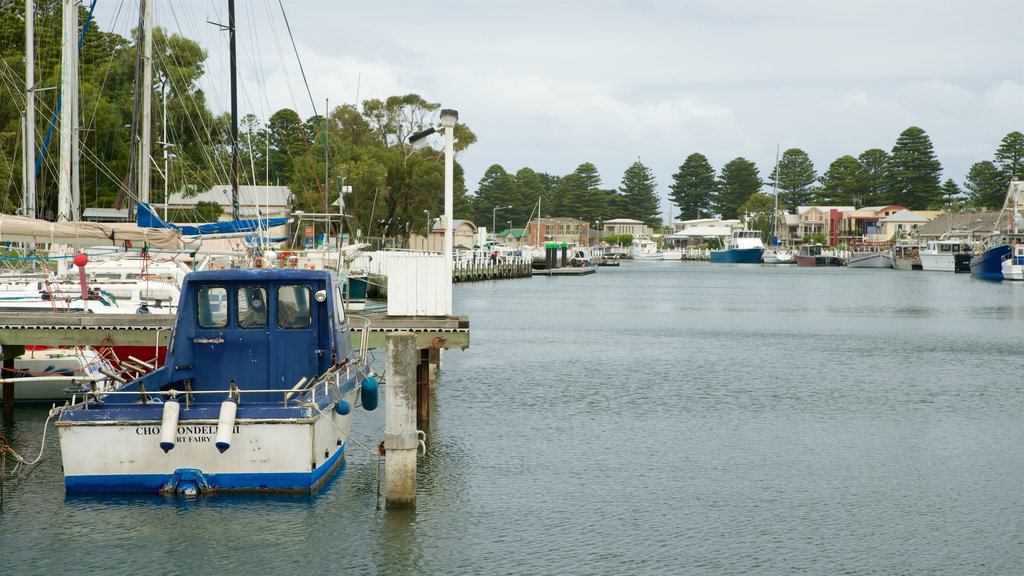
[
  {"left": 717, "top": 158, "right": 762, "bottom": 219},
  {"left": 857, "top": 149, "right": 891, "bottom": 205},
  {"left": 668, "top": 153, "right": 717, "bottom": 220},
  {"left": 994, "top": 131, "right": 1024, "bottom": 183},
  {"left": 618, "top": 160, "right": 661, "bottom": 228},
  {"left": 964, "top": 161, "right": 1005, "bottom": 209},
  {"left": 818, "top": 155, "right": 865, "bottom": 205},
  {"left": 774, "top": 148, "right": 817, "bottom": 209},
  {"left": 885, "top": 127, "right": 942, "bottom": 209}
]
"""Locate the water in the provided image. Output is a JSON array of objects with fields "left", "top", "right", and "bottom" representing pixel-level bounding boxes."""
[{"left": 3, "top": 262, "right": 1023, "bottom": 575}]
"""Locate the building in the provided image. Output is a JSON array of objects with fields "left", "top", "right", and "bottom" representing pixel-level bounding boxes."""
[
  {"left": 409, "top": 219, "right": 479, "bottom": 252},
  {"left": 664, "top": 218, "right": 739, "bottom": 247},
  {"left": 524, "top": 218, "right": 590, "bottom": 247},
  {"left": 496, "top": 228, "right": 527, "bottom": 249},
  {"left": 601, "top": 218, "right": 651, "bottom": 238}
]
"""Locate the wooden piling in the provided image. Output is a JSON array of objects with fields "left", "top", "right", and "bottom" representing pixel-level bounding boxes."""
[
  {"left": 417, "top": 348, "right": 430, "bottom": 429},
  {"left": 385, "top": 332, "right": 418, "bottom": 509},
  {"left": 1, "top": 344, "right": 24, "bottom": 421}
]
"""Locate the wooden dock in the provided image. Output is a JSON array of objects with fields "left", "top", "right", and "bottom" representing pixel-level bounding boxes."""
[
  {"left": 531, "top": 266, "right": 597, "bottom": 276},
  {"left": 0, "top": 312, "right": 469, "bottom": 351}
]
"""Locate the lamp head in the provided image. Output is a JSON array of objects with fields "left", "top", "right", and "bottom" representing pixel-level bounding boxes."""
[{"left": 439, "top": 108, "right": 458, "bottom": 128}]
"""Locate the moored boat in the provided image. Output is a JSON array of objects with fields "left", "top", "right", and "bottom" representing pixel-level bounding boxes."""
[
  {"left": 846, "top": 251, "right": 894, "bottom": 269},
  {"left": 710, "top": 230, "right": 764, "bottom": 264},
  {"left": 794, "top": 244, "right": 839, "bottom": 267},
  {"left": 55, "top": 267, "right": 377, "bottom": 494},
  {"left": 762, "top": 248, "right": 795, "bottom": 264},
  {"left": 919, "top": 238, "right": 974, "bottom": 273},
  {"left": 1000, "top": 243, "right": 1024, "bottom": 281}
]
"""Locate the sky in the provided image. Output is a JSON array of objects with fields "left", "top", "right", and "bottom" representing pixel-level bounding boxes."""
[{"left": 90, "top": 0, "right": 1024, "bottom": 221}]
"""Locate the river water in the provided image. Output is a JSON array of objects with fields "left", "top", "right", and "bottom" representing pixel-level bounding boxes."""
[{"left": 2, "top": 262, "right": 1023, "bottom": 575}]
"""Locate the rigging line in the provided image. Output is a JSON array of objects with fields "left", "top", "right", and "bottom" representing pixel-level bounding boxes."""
[
  {"left": 163, "top": 3, "right": 229, "bottom": 185},
  {"left": 35, "top": 0, "right": 98, "bottom": 178},
  {"left": 264, "top": 5, "right": 323, "bottom": 206},
  {"left": 268, "top": 1, "right": 324, "bottom": 199}
]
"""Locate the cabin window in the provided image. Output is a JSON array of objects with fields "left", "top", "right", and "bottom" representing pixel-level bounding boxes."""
[
  {"left": 277, "top": 285, "right": 312, "bottom": 329},
  {"left": 197, "top": 286, "right": 228, "bottom": 328},
  {"left": 336, "top": 284, "right": 346, "bottom": 323},
  {"left": 237, "top": 286, "right": 269, "bottom": 329}
]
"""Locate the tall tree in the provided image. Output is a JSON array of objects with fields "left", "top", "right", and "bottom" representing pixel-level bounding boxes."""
[
  {"left": 617, "top": 160, "right": 661, "bottom": 228},
  {"left": 717, "top": 157, "right": 762, "bottom": 219},
  {"left": 939, "top": 178, "right": 963, "bottom": 211},
  {"left": 857, "top": 148, "right": 891, "bottom": 205},
  {"left": 964, "top": 161, "right": 1005, "bottom": 209},
  {"left": 668, "top": 153, "right": 717, "bottom": 220},
  {"left": 774, "top": 148, "right": 817, "bottom": 210},
  {"left": 557, "top": 162, "right": 607, "bottom": 223},
  {"left": 885, "top": 126, "right": 942, "bottom": 209},
  {"left": 473, "top": 164, "right": 515, "bottom": 232},
  {"left": 994, "top": 131, "right": 1024, "bottom": 183},
  {"left": 818, "top": 155, "right": 866, "bottom": 205}
]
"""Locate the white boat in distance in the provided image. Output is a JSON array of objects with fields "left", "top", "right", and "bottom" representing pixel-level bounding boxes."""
[
  {"left": 762, "top": 248, "right": 795, "bottom": 264},
  {"left": 919, "top": 238, "right": 974, "bottom": 272},
  {"left": 630, "top": 237, "right": 661, "bottom": 260}
]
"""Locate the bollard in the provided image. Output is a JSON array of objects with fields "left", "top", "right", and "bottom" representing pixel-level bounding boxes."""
[
  {"left": 561, "top": 243, "right": 568, "bottom": 267},
  {"left": 385, "top": 332, "right": 418, "bottom": 509}
]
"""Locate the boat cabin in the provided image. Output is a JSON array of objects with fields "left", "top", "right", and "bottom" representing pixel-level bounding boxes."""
[{"left": 105, "top": 268, "right": 350, "bottom": 405}]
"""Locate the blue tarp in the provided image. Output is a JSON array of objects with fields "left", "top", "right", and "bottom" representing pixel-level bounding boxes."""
[{"left": 136, "top": 202, "right": 288, "bottom": 236}]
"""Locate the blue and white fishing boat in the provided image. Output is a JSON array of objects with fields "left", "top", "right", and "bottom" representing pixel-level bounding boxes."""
[
  {"left": 709, "top": 229, "right": 765, "bottom": 264},
  {"left": 56, "top": 267, "right": 377, "bottom": 494}
]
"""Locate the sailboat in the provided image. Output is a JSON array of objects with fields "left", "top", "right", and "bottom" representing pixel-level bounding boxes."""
[{"left": 762, "top": 147, "right": 794, "bottom": 264}]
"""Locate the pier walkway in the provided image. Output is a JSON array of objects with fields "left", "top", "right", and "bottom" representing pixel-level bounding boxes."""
[{"left": 0, "top": 312, "right": 469, "bottom": 351}]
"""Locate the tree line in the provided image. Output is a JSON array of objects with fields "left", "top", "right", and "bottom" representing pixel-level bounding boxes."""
[{"left": 1, "top": 2, "right": 1020, "bottom": 243}]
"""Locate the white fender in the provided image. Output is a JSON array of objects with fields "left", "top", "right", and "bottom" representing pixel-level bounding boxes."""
[
  {"left": 215, "top": 400, "right": 238, "bottom": 453},
  {"left": 160, "top": 400, "right": 180, "bottom": 453}
]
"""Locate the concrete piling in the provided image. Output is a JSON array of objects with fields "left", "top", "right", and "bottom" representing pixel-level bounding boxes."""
[{"left": 385, "top": 332, "right": 418, "bottom": 509}]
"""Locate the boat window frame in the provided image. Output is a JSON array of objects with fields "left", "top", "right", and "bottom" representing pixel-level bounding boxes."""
[
  {"left": 196, "top": 285, "right": 229, "bottom": 329},
  {"left": 276, "top": 284, "right": 312, "bottom": 329},
  {"left": 236, "top": 285, "right": 269, "bottom": 329}
]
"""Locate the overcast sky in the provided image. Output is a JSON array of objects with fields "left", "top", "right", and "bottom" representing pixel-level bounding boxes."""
[{"left": 93, "top": 0, "right": 1023, "bottom": 219}]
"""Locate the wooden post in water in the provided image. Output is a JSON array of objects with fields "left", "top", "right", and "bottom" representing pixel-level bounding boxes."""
[
  {"left": 2, "top": 344, "right": 25, "bottom": 420},
  {"left": 385, "top": 332, "right": 417, "bottom": 509},
  {"left": 416, "top": 348, "right": 430, "bottom": 429}
]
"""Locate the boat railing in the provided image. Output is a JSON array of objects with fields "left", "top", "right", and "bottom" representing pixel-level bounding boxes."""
[
  {"left": 69, "top": 366, "right": 353, "bottom": 410},
  {"left": 348, "top": 314, "right": 372, "bottom": 363}
]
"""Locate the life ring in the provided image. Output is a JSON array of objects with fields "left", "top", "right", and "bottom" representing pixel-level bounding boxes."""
[{"left": 280, "top": 251, "right": 298, "bottom": 268}]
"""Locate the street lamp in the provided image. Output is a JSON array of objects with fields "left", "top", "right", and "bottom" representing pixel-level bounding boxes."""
[
  {"left": 492, "top": 205, "right": 511, "bottom": 241},
  {"left": 424, "top": 209, "right": 431, "bottom": 250}
]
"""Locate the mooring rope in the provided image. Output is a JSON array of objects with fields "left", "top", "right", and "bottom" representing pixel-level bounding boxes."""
[{"left": 1, "top": 405, "right": 63, "bottom": 475}]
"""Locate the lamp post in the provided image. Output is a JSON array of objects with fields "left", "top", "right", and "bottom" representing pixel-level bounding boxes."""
[
  {"left": 492, "top": 205, "right": 511, "bottom": 242},
  {"left": 424, "top": 209, "right": 430, "bottom": 250}
]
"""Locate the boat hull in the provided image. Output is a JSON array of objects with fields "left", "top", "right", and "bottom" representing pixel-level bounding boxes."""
[
  {"left": 847, "top": 253, "right": 894, "bottom": 269},
  {"left": 710, "top": 248, "right": 764, "bottom": 264},
  {"left": 919, "top": 252, "right": 972, "bottom": 273},
  {"left": 969, "top": 245, "right": 1009, "bottom": 281},
  {"left": 57, "top": 381, "right": 360, "bottom": 493}
]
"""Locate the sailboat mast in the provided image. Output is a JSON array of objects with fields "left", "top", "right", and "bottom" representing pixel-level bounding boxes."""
[
  {"left": 139, "top": 0, "right": 153, "bottom": 205},
  {"left": 229, "top": 0, "right": 239, "bottom": 220},
  {"left": 24, "top": 0, "right": 35, "bottom": 218},
  {"left": 58, "top": 0, "right": 75, "bottom": 222},
  {"left": 770, "top": 144, "right": 780, "bottom": 245}
]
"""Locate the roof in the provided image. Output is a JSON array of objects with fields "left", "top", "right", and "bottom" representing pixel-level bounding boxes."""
[
  {"left": 168, "top": 185, "right": 292, "bottom": 208},
  {"left": 880, "top": 209, "right": 929, "bottom": 223},
  {"left": 604, "top": 218, "right": 644, "bottom": 224},
  {"left": 498, "top": 228, "right": 527, "bottom": 238},
  {"left": 915, "top": 211, "right": 1008, "bottom": 237}
]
